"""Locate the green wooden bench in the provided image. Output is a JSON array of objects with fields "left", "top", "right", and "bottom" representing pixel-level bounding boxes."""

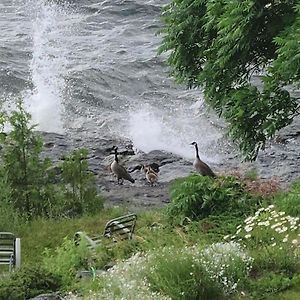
[
  {"left": 74, "top": 213, "right": 137, "bottom": 249},
  {"left": 0, "top": 232, "right": 21, "bottom": 272}
]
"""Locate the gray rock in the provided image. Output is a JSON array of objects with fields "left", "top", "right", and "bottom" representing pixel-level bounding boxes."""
[
  {"left": 30, "top": 292, "right": 66, "bottom": 300},
  {"left": 37, "top": 131, "right": 299, "bottom": 211}
]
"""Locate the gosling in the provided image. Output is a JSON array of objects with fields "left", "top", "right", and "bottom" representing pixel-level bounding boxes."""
[
  {"left": 110, "top": 146, "right": 135, "bottom": 184},
  {"left": 144, "top": 166, "right": 158, "bottom": 186},
  {"left": 190, "top": 141, "right": 216, "bottom": 178}
]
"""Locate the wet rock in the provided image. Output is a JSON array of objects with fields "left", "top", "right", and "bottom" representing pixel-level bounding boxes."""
[{"left": 38, "top": 131, "right": 300, "bottom": 211}]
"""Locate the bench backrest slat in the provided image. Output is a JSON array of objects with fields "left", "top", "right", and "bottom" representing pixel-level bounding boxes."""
[
  {"left": 103, "top": 214, "right": 137, "bottom": 240},
  {"left": 74, "top": 214, "right": 137, "bottom": 249}
]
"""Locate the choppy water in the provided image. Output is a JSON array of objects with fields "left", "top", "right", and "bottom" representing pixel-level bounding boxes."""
[{"left": 1, "top": 0, "right": 299, "bottom": 181}]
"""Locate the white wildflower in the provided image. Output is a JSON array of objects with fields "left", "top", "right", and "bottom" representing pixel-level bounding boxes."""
[{"left": 244, "top": 225, "right": 253, "bottom": 232}]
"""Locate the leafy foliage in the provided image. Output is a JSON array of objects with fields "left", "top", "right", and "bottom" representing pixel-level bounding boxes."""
[
  {"left": 167, "top": 175, "right": 258, "bottom": 223},
  {"left": 159, "top": 0, "right": 300, "bottom": 160},
  {"left": 0, "top": 101, "right": 54, "bottom": 217},
  {"left": 0, "top": 266, "right": 63, "bottom": 300},
  {"left": 42, "top": 237, "right": 90, "bottom": 288},
  {"left": 248, "top": 272, "right": 300, "bottom": 300},
  {"left": 5, "top": 202, "right": 300, "bottom": 299},
  {"left": 146, "top": 246, "right": 222, "bottom": 300},
  {"left": 274, "top": 181, "right": 300, "bottom": 216},
  {"left": 227, "top": 205, "right": 300, "bottom": 278},
  {"left": 58, "top": 149, "right": 104, "bottom": 217},
  {"left": 0, "top": 100, "right": 104, "bottom": 218}
]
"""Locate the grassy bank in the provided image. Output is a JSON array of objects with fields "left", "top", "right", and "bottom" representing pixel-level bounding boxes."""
[{"left": 1, "top": 176, "right": 300, "bottom": 300}]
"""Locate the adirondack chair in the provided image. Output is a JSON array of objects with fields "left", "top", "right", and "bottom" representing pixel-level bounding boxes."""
[
  {"left": 74, "top": 213, "right": 137, "bottom": 250},
  {"left": 0, "top": 232, "right": 21, "bottom": 272}
]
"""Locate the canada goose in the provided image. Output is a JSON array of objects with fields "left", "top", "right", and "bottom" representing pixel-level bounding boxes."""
[
  {"left": 144, "top": 166, "right": 158, "bottom": 186},
  {"left": 190, "top": 142, "right": 216, "bottom": 178},
  {"left": 110, "top": 146, "right": 135, "bottom": 184}
]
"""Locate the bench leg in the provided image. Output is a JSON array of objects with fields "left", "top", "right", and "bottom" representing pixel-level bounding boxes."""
[{"left": 15, "top": 238, "right": 21, "bottom": 269}]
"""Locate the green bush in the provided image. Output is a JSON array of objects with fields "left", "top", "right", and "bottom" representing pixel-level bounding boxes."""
[
  {"left": 200, "top": 241, "right": 253, "bottom": 294},
  {"left": 0, "top": 201, "right": 23, "bottom": 233},
  {"left": 93, "top": 238, "right": 140, "bottom": 270},
  {"left": 0, "top": 100, "right": 104, "bottom": 219},
  {"left": 146, "top": 242, "right": 253, "bottom": 300},
  {"left": 42, "top": 237, "right": 90, "bottom": 288},
  {"left": 0, "top": 175, "right": 23, "bottom": 232},
  {"left": 251, "top": 245, "right": 300, "bottom": 277},
  {"left": 146, "top": 246, "right": 222, "bottom": 300},
  {"left": 90, "top": 252, "right": 169, "bottom": 300},
  {"left": 249, "top": 272, "right": 300, "bottom": 300},
  {"left": 274, "top": 182, "right": 300, "bottom": 216},
  {"left": 227, "top": 205, "right": 300, "bottom": 277},
  {"left": 59, "top": 149, "right": 104, "bottom": 217},
  {"left": 167, "top": 175, "right": 258, "bottom": 223},
  {"left": 0, "top": 101, "right": 54, "bottom": 217},
  {"left": 227, "top": 205, "right": 300, "bottom": 248},
  {"left": 0, "top": 266, "right": 62, "bottom": 300}
]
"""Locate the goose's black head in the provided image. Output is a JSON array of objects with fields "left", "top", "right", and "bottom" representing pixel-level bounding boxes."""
[
  {"left": 190, "top": 141, "right": 197, "bottom": 147},
  {"left": 111, "top": 146, "right": 119, "bottom": 158}
]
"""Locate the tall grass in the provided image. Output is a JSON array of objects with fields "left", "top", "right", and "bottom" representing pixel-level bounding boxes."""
[{"left": 274, "top": 181, "right": 300, "bottom": 216}]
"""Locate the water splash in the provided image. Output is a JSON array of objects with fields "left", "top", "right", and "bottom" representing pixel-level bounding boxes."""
[
  {"left": 24, "top": 0, "right": 71, "bottom": 133},
  {"left": 128, "top": 103, "right": 222, "bottom": 162}
]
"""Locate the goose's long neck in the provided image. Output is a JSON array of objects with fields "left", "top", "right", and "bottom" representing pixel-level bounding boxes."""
[
  {"left": 194, "top": 144, "right": 200, "bottom": 160},
  {"left": 114, "top": 149, "right": 119, "bottom": 163}
]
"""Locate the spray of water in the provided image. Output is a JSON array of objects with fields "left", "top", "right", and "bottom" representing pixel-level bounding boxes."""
[
  {"left": 24, "top": 0, "right": 71, "bottom": 133},
  {"left": 128, "top": 103, "right": 222, "bottom": 162}
]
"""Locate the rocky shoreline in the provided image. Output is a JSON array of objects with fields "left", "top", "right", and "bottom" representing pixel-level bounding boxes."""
[{"left": 39, "top": 129, "right": 300, "bottom": 212}]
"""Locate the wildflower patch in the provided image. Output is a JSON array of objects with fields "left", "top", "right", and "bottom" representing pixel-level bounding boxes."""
[{"left": 225, "top": 205, "right": 300, "bottom": 248}]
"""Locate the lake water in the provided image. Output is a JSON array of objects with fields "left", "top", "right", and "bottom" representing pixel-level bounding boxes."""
[{"left": 1, "top": 0, "right": 299, "bottom": 182}]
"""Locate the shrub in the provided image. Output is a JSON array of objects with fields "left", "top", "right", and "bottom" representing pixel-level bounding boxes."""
[
  {"left": 80, "top": 242, "right": 252, "bottom": 299},
  {"left": 42, "top": 237, "right": 90, "bottom": 288},
  {"left": 93, "top": 238, "right": 140, "bottom": 270},
  {"left": 226, "top": 205, "right": 300, "bottom": 275},
  {"left": 249, "top": 272, "right": 300, "bottom": 300},
  {"left": 147, "top": 246, "right": 219, "bottom": 300},
  {"left": 0, "top": 100, "right": 104, "bottom": 219},
  {"left": 0, "top": 200, "right": 23, "bottom": 233},
  {"left": 95, "top": 252, "right": 169, "bottom": 300},
  {"left": 225, "top": 205, "right": 300, "bottom": 248},
  {"left": 200, "top": 241, "right": 253, "bottom": 294},
  {"left": 146, "top": 243, "right": 252, "bottom": 299},
  {"left": 0, "top": 175, "right": 23, "bottom": 232},
  {"left": 0, "top": 266, "right": 62, "bottom": 300},
  {"left": 274, "top": 181, "right": 300, "bottom": 217},
  {"left": 167, "top": 175, "right": 258, "bottom": 223},
  {"left": 59, "top": 149, "right": 104, "bottom": 217},
  {"left": 251, "top": 244, "right": 300, "bottom": 276},
  {"left": 0, "top": 100, "right": 54, "bottom": 217}
]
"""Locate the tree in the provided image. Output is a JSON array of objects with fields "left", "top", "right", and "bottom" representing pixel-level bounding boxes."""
[
  {"left": 0, "top": 100, "right": 53, "bottom": 217},
  {"left": 159, "top": 0, "right": 300, "bottom": 160},
  {"left": 0, "top": 101, "right": 105, "bottom": 218}
]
